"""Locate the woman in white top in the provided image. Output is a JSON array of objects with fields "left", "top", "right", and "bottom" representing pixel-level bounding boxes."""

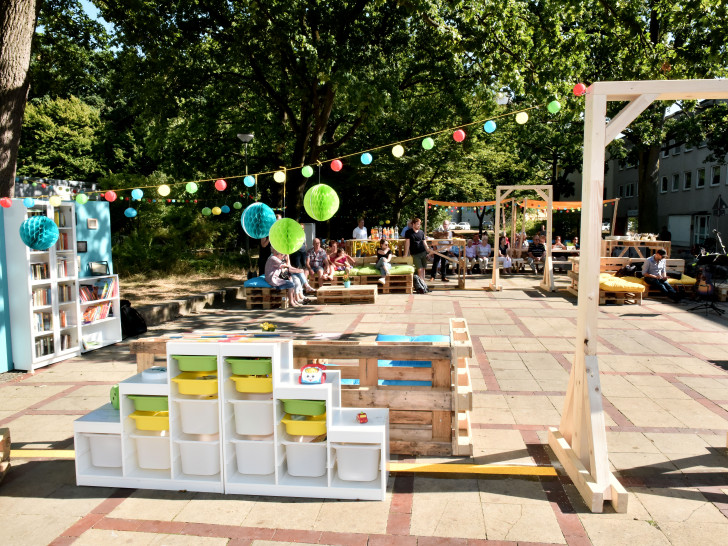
[
  {"left": 464, "top": 239, "right": 477, "bottom": 274},
  {"left": 476, "top": 237, "right": 491, "bottom": 273}
]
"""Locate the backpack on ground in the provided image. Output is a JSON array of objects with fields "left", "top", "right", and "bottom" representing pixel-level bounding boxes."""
[
  {"left": 413, "top": 274, "right": 429, "bottom": 294},
  {"left": 120, "top": 299, "right": 148, "bottom": 338}
]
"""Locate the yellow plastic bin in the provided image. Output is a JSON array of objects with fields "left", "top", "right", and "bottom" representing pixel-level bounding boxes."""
[
  {"left": 229, "top": 375, "right": 273, "bottom": 394},
  {"left": 171, "top": 372, "right": 218, "bottom": 396},
  {"left": 280, "top": 413, "right": 327, "bottom": 436},
  {"left": 130, "top": 410, "right": 169, "bottom": 431}
]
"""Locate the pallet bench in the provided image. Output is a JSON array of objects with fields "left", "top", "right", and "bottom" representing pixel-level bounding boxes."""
[
  {"left": 315, "top": 285, "right": 377, "bottom": 305},
  {"left": 0, "top": 428, "right": 9, "bottom": 484},
  {"left": 128, "top": 318, "right": 474, "bottom": 456},
  {"left": 309, "top": 256, "right": 414, "bottom": 294},
  {"left": 244, "top": 287, "right": 289, "bottom": 309}
]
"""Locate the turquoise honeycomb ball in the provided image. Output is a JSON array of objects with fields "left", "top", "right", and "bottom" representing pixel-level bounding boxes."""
[{"left": 19, "top": 215, "right": 59, "bottom": 250}]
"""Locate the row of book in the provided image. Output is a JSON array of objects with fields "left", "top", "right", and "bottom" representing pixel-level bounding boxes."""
[
  {"left": 60, "top": 333, "right": 73, "bottom": 351},
  {"left": 31, "top": 262, "right": 50, "bottom": 281},
  {"left": 56, "top": 232, "right": 71, "bottom": 251},
  {"left": 32, "top": 287, "right": 51, "bottom": 307},
  {"left": 34, "top": 335, "right": 54, "bottom": 357},
  {"left": 82, "top": 302, "right": 113, "bottom": 324},
  {"left": 79, "top": 278, "right": 117, "bottom": 302},
  {"left": 58, "top": 283, "right": 75, "bottom": 303},
  {"left": 53, "top": 210, "right": 68, "bottom": 228},
  {"left": 57, "top": 258, "right": 72, "bottom": 278},
  {"left": 59, "top": 309, "right": 72, "bottom": 328},
  {"left": 34, "top": 312, "right": 53, "bottom": 333}
]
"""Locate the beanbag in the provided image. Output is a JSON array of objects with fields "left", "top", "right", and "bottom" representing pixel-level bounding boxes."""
[
  {"left": 599, "top": 273, "right": 645, "bottom": 293},
  {"left": 244, "top": 276, "right": 273, "bottom": 288}
]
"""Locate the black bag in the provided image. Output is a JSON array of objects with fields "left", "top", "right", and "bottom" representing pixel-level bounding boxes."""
[
  {"left": 413, "top": 274, "right": 429, "bottom": 294},
  {"left": 666, "top": 270, "right": 682, "bottom": 279},
  {"left": 279, "top": 269, "right": 290, "bottom": 280},
  {"left": 614, "top": 264, "right": 639, "bottom": 277},
  {"left": 120, "top": 299, "right": 147, "bottom": 339}
]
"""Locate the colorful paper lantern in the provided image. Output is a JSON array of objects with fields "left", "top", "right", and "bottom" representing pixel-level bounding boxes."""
[
  {"left": 269, "top": 218, "right": 305, "bottom": 255},
  {"left": 301, "top": 166, "right": 314, "bottom": 178},
  {"left": 186, "top": 182, "right": 198, "bottom": 193},
  {"left": 19, "top": 215, "right": 59, "bottom": 250},
  {"left": 75, "top": 194, "right": 88, "bottom": 205},
  {"left": 483, "top": 120, "right": 496, "bottom": 133},
  {"left": 23, "top": 198, "right": 35, "bottom": 207},
  {"left": 124, "top": 208, "right": 137, "bottom": 218},
  {"left": 304, "top": 184, "right": 340, "bottom": 221},
  {"left": 547, "top": 100, "right": 561, "bottom": 114},
  {"left": 105, "top": 191, "right": 117, "bottom": 202},
  {"left": 201, "top": 207, "right": 212, "bottom": 216},
  {"left": 422, "top": 137, "right": 434, "bottom": 150},
  {"left": 233, "top": 201, "right": 243, "bottom": 210},
  {"left": 573, "top": 83, "right": 587, "bottom": 96},
  {"left": 158, "top": 185, "right": 171, "bottom": 196},
  {"left": 212, "top": 206, "right": 222, "bottom": 215},
  {"left": 49, "top": 195, "right": 62, "bottom": 207},
  {"left": 215, "top": 179, "right": 227, "bottom": 191},
  {"left": 453, "top": 129, "right": 466, "bottom": 142},
  {"left": 0, "top": 197, "right": 12, "bottom": 208},
  {"left": 361, "top": 153, "right": 372, "bottom": 165},
  {"left": 221, "top": 205, "right": 230, "bottom": 213},
  {"left": 242, "top": 202, "right": 277, "bottom": 239},
  {"left": 515, "top": 112, "right": 529, "bottom": 124},
  {"left": 273, "top": 170, "right": 286, "bottom": 183},
  {"left": 244, "top": 175, "right": 255, "bottom": 187},
  {"left": 392, "top": 145, "right": 405, "bottom": 158},
  {"left": 330, "top": 159, "right": 343, "bottom": 172},
  {"left": 131, "top": 188, "right": 143, "bottom": 200}
]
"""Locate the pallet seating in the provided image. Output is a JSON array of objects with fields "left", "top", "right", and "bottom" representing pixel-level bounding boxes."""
[
  {"left": 244, "top": 286, "right": 289, "bottom": 309},
  {"left": 316, "top": 285, "right": 377, "bottom": 305},
  {"left": 309, "top": 256, "right": 414, "bottom": 294}
]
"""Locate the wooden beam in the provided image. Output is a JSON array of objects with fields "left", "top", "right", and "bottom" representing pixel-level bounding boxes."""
[
  {"left": 548, "top": 428, "right": 605, "bottom": 513},
  {"left": 604, "top": 94, "right": 659, "bottom": 144},
  {"left": 589, "top": 79, "right": 728, "bottom": 102}
]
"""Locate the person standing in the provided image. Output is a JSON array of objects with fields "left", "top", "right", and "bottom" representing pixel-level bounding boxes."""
[
  {"left": 400, "top": 219, "right": 412, "bottom": 239},
  {"left": 404, "top": 218, "right": 432, "bottom": 280},
  {"left": 429, "top": 219, "right": 452, "bottom": 282},
  {"left": 353, "top": 218, "right": 368, "bottom": 240}
]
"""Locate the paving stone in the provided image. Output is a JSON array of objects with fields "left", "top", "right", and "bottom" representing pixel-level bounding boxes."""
[
  {"left": 483, "top": 502, "right": 565, "bottom": 543},
  {"left": 108, "top": 490, "right": 194, "bottom": 522},
  {"left": 634, "top": 487, "right": 727, "bottom": 523}
]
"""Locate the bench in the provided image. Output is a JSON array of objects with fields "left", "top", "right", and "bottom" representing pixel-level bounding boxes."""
[
  {"left": 311, "top": 256, "right": 414, "bottom": 294},
  {"left": 315, "top": 285, "right": 377, "bottom": 305}
]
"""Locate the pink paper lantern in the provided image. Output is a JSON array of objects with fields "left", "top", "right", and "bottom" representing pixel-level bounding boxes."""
[
  {"left": 573, "top": 83, "right": 587, "bottom": 96},
  {"left": 104, "top": 190, "right": 117, "bottom": 202},
  {"left": 330, "top": 159, "right": 343, "bottom": 172},
  {"left": 215, "top": 179, "right": 227, "bottom": 191},
  {"left": 453, "top": 129, "right": 466, "bottom": 142}
]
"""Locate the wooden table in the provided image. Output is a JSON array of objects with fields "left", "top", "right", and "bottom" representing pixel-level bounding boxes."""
[
  {"left": 315, "top": 285, "right": 377, "bottom": 305},
  {"left": 601, "top": 239, "right": 671, "bottom": 259}
]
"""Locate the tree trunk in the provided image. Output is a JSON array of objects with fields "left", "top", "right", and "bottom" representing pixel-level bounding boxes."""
[
  {"left": 0, "top": 0, "right": 37, "bottom": 198},
  {"left": 637, "top": 144, "right": 661, "bottom": 234}
]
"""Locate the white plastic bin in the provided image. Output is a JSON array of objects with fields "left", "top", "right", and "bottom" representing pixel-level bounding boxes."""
[
  {"left": 332, "top": 443, "right": 381, "bottom": 482},
  {"left": 230, "top": 399, "right": 274, "bottom": 436},
  {"left": 86, "top": 433, "right": 122, "bottom": 468},
  {"left": 282, "top": 440, "right": 327, "bottom": 477},
  {"left": 130, "top": 431, "right": 170, "bottom": 470},
  {"left": 176, "top": 437, "right": 220, "bottom": 476},
  {"left": 232, "top": 437, "right": 275, "bottom": 475},
  {"left": 176, "top": 396, "right": 219, "bottom": 435}
]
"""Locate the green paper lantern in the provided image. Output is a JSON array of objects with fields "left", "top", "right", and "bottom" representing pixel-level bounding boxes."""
[
  {"left": 269, "top": 218, "right": 305, "bottom": 255},
  {"left": 547, "top": 100, "right": 561, "bottom": 114},
  {"left": 75, "top": 193, "right": 89, "bottom": 205},
  {"left": 186, "top": 182, "right": 198, "bottom": 193},
  {"left": 233, "top": 201, "right": 243, "bottom": 210},
  {"left": 202, "top": 207, "right": 212, "bottom": 216},
  {"left": 304, "top": 184, "right": 340, "bottom": 221},
  {"left": 422, "top": 137, "right": 434, "bottom": 150},
  {"left": 302, "top": 165, "right": 314, "bottom": 178}
]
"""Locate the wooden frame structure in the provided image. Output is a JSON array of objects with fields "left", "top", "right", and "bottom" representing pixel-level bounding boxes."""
[
  {"left": 550, "top": 79, "right": 728, "bottom": 513},
  {"left": 490, "top": 185, "right": 554, "bottom": 292}
]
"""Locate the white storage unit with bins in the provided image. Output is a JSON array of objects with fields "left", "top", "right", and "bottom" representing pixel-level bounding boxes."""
[{"left": 74, "top": 339, "right": 389, "bottom": 500}]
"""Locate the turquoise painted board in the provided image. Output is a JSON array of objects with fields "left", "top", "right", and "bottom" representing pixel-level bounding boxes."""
[
  {"left": 75, "top": 201, "right": 113, "bottom": 277},
  {"left": 0, "top": 209, "right": 13, "bottom": 372}
]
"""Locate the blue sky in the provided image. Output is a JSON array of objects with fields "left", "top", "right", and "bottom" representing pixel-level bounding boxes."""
[{"left": 80, "top": 0, "right": 114, "bottom": 33}]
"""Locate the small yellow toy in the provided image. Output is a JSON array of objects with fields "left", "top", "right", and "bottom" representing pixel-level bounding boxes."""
[{"left": 261, "top": 322, "right": 277, "bottom": 332}]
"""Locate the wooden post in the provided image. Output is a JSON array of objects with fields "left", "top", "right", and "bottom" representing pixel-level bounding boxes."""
[
  {"left": 611, "top": 198, "right": 620, "bottom": 236},
  {"left": 0, "top": 428, "right": 10, "bottom": 484},
  {"left": 424, "top": 198, "right": 429, "bottom": 235}
]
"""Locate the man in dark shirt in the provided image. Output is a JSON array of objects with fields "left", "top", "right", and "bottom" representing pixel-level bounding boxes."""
[
  {"left": 404, "top": 217, "right": 433, "bottom": 280},
  {"left": 527, "top": 235, "right": 546, "bottom": 273}
]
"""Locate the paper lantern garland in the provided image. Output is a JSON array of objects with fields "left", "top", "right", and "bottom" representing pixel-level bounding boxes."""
[
  {"left": 49, "top": 195, "right": 62, "bottom": 207},
  {"left": 23, "top": 198, "right": 35, "bottom": 207},
  {"left": 360, "top": 153, "right": 372, "bottom": 165},
  {"left": 124, "top": 208, "right": 137, "bottom": 218},
  {"left": 422, "top": 137, "right": 434, "bottom": 150},
  {"left": 186, "top": 182, "right": 198, "bottom": 193},
  {"left": 273, "top": 171, "right": 286, "bottom": 183},
  {"left": 242, "top": 202, "right": 277, "bottom": 239},
  {"left": 515, "top": 112, "right": 529, "bottom": 124},
  {"left": 158, "top": 185, "right": 171, "bottom": 196},
  {"left": 19, "top": 215, "right": 59, "bottom": 250},
  {"left": 392, "top": 145, "right": 405, "bottom": 158},
  {"left": 131, "top": 188, "right": 144, "bottom": 200},
  {"left": 0, "top": 198, "right": 11, "bottom": 208},
  {"left": 105, "top": 191, "right": 117, "bottom": 202},
  {"left": 304, "top": 184, "right": 340, "bottom": 221},
  {"left": 484, "top": 120, "right": 496, "bottom": 133},
  {"left": 215, "top": 179, "right": 227, "bottom": 191},
  {"left": 76, "top": 194, "right": 89, "bottom": 204},
  {"left": 301, "top": 166, "right": 314, "bottom": 178},
  {"left": 453, "top": 129, "right": 466, "bottom": 142},
  {"left": 269, "top": 218, "right": 305, "bottom": 255},
  {"left": 330, "top": 159, "right": 343, "bottom": 172},
  {"left": 547, "top": 100, "right": 561, "bottom": 113},
  {"left": 244, "top": 175, "right": 255, "bottom": 187}
]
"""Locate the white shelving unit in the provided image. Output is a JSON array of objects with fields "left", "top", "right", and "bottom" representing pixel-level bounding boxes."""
[
  {"left": 75, "top": 339, "right": 389, "bottom": 500},
  {"left": 2, "top": 199, "right": 81, "bottom": 370},
  {"left": 78, "top": 274, "right": 122, "bottom": 352}
]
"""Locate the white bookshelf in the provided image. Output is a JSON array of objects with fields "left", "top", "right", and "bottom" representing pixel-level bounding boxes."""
[{"left": 78, "top": 274, "right": 122, "bottom": 352}]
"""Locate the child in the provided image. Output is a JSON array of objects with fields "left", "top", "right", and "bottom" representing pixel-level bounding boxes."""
[{"left": 334, "top": 247, "right": 355, "bottom": 273}]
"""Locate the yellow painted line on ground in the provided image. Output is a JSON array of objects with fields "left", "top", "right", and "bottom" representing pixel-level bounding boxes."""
[
  {"left": 11, "top": 449, "right": 75, "bottom": 459},
  {"left": 387, "top": 462, "right": 557, "bottom": 476}
]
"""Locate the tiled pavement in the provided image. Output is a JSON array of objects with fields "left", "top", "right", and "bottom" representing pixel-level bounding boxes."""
[{"left": 1, "top": 273, "right": 727, "bottom": 545}]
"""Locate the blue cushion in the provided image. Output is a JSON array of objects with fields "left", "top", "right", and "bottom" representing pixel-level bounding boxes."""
[
  {"left": 412, "top": 335, "right": 450, "bottom": 343},
  {"left": 244, "top": 276, "right": 272, "bottom": 288},
  {"left": 375, "top": 335, "right": 413, "bottom": 342},
  {"left": 341, "top": 379, "right": 432, "bottom": 387}
]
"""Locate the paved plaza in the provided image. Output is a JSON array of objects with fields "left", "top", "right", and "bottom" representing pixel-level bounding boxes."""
[{"left": 1, "top": 273, "right": 727, "bottom": 545}]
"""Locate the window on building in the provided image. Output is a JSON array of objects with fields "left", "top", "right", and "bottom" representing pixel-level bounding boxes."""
[
  {"left": 712, "top": 165, "right": 721, "bottom": 186},
  {"left": 697, "top": 168, "right": 705, "bottom": 189},
  {"left": 672, "top": 142, "right": 681, "bottom": 155},
  {"left": 693, "top": 215, "right": 710, "bottom": 246},
  {"left": 661, "top": 176, "right": 668, "bottom": 193},
  {"left": 698, "top": 140, "right": 707, "bottom": 148},
  {"left": 625, "top": 183, "right": 635, "bottom": 198},
  {"left": 672, "top": 173, "right": 680, "bottom": 192},
  {"left": 618, "top": 185, "right": 624, "bottom": 197},
  {"left": 684, "top": 142, "right": 693, "bottom": 152},
  {"left": 683, "top": 171, "right": 692, "bottom": 190},
  {"left": 661, "top": 145, "right": 669, "bottom": 158}
]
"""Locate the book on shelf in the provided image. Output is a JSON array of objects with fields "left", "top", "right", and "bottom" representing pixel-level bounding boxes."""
[
  {"left": 55, "top": 232, "right": 70, "bottom": 251},
  {"left": 32, "top": 287, "right": 51, "bottom": 306},
  {"left": 58, "top": 283, "right": 73, "bottom": 303},
  {"left": 34, "top": 312, "right": 53, "bottom": 333},
  {"left": 60, "top": 333, "right": 72, "bottom": 351},
  {"left": 34, "top": 335, "right": 54, "bottom": 357},
  {"left": 82, "top": 302, "right": 112, "bottom": 324},
  {"left": 53, "top": 210, "right": 68, "bottom": 228},
  {"left": 79, "top": 278, "right": 117, "bottom": 302},
  {"left": 59, "top": 309, "right": 70, "bottom": 328},
  {"left": 56, "top": 258, "right": 70, "bottom": 278},
  {"left": 81, "top": 332, "right": 103, "bottom": 350},
  {"left": 31, "top": 262, "right": 50, "bottom": 280}
]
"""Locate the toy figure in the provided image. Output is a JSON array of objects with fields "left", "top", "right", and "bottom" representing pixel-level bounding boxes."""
[{"left": 299, "top": 363, "right": 326, "bottom": 384}]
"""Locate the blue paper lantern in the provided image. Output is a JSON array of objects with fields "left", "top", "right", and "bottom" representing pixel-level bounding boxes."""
[
  {"left": 19, "top": 215, "right": 59, "bottom": 250},
  {"left": 23, "top": 198, "right": 35, "bottom": 208},
  {"left": 360, "top": 153, "right": 372, "bottom": 165},
  {"left": 221, "top": 205, "right": 230, "bottom": 213},
  {"left": 484, "top": 120, "right": 496, "bottom": 133},
  {"left": 242, "top": 202, "right": 277, "bottom": 239},
  {"left": 124, "top": 208, "right": 138, "bottom": 218},
  {"left": 244, "top": 175, "right": 255, "bottom": 187},
  {"left": 131, "top": 188, "right": 143, "bottom": 200}
]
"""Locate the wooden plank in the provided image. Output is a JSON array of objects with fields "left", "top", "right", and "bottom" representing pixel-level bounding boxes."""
[
  {"left": 390, "top": 410, "right": 433, "bottom": 425},
  {"left": 135, "top": 352, "right": 158, "bottom": 373},
  {"left": 609, "top": 473, "right": 629, "bottom": 513},
  {"left": 390, "top": 425, "right": 434, "bottom": 442},
  {"left": 361, "top": 358, "right": 379, "bottom": 386},
  {"left": 292, "top": 341, "right": 452, "bottom": 360},
  {"left": 0, "top": 428, "right": 10, "bottom": 484},
  {"left": 341, "top": 388, "right": 452, "bottom": 411},
  {"left": 390, "top": 440, "right": 452, "bottom": 456},
  {"left": 388, "top": 462, "right": 557, "bottom": 476},
  {"left": 454, "top": 411, "right": 473, "bottom": 456},
  {"left": 431, "top": 410, "right": 451, "bottom": 441},
  {"left": 548, "top": 428, "right": 605, "bottom": 513},
  {"left": 431, "top": 359, "right": 451, "bottom": 388},
  {"left": 326, "top": 365, "right": 434, "bottom": 382}
]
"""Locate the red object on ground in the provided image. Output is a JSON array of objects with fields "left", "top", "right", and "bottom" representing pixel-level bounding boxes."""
[{"left": 573, "top": 83, "right": 587, "bottom": 96}]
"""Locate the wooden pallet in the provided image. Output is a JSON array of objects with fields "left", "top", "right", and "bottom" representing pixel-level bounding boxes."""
[
  {"left": 244, "top": 287, "right": 289, "bottom": 309},
  {"left": 0, "top": 428, "right": 9, "bottom": 484},
  {"left": 599, "top": 290, "right": 642, "bottom": 305},
  {"left": 358, "top": 274, "right": 413, "bottom": 294},
  {"left": 316, "top": 285, "right": 377, "bottom": 305}
]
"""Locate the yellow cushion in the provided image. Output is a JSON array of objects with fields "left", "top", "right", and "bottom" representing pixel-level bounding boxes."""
[
  {"left": 599, "top": 273, "right": 646, "bottom": 293},
  {"left": 620, "top": 276, "right": 647, "bottom": 287},
  {"left": 668, "top": 274, "right": 696, "bottom": 286}
]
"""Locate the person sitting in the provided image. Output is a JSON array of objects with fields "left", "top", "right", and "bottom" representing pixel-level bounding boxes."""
[
  {"left": 265, "top": 251, "right": 303, "bottom": 307},
  {"left": 325, "top": 240, "right": 339, "bottom": 280},
  {"left": 476, "top": 236, "right": 491, "bottom": 273},
  {"left": 497, "top": 235, "right": 512, "bottom": 274},
  {"left": 400, "top": 219, "right": 413, "bottom": 239},
  {"left": 642, "top": 248, "right": 681, "bottom": 302},
  {"left": 572, "top": 236, "right": 580, "bottom": 250},
  {"left": 375, "top": 238, "right": 393, "bottom": 284},
  {"left": 464, "top": 239, "right": 477, "bottom": 274},
  {"left": 333, "top": 247, "right": 355, "bottom": 273},
  {"left": 527, "top": 234, "right": 546, "bottom": 273},
  {"left": 306, "top": 238, "right": 329, "bottom": 283},
  {"left": 553, "top": 235, "right": 566, "bottom": 250}
]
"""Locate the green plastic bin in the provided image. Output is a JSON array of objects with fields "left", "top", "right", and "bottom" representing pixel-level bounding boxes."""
[
  {"left": 172, "top": 355, "right": 218, "bottom": 372},
  {"left": 280, "top": 399, "right": 326, "bottom": 416},
  {"left": 225, "top": 357, "right": 273, "bottom": 376},
  {"left": 127, "top": 395, "right": 169, "bottom": 412}
]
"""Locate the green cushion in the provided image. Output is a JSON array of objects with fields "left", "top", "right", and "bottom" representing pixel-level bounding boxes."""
[{"left": 355, "top": 264, "right": 415, "bottom": 276}]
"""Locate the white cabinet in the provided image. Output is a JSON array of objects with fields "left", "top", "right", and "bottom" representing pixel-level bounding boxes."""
[{"left": 75, "top": 340, "right": 389, "bottom": 500}]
